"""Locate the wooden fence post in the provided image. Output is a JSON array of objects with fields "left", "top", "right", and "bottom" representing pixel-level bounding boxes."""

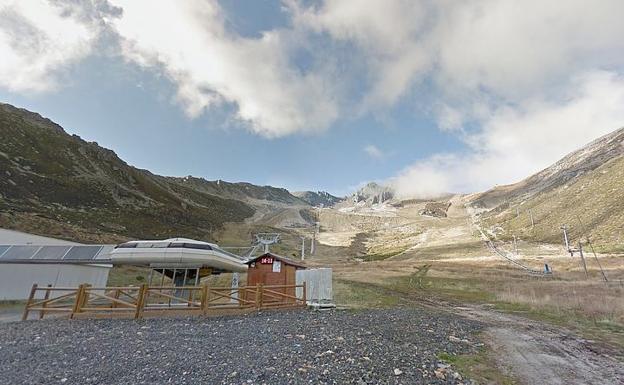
[
  {"left": 112, "top": 289, "right": 120, "bottom": 308},
  {"left": 134, "top": 284, "right": 148, "bottom": 319},
  {"left": 302, "top": 282, "right": 307, "bottom": 307},
  {"left": 70, "top": 284, "right": 85, "bottom": 319},
  {"left": 21, "top": 284, "right": 38, "bottom": 321},
  {"left": 254, "top": 285, "right": 261, "bottom": 309},
  {"left": 187, "top": 288, "right": 194, "bottom": 308},
  {"left": 200, "top": 284, "right": 209, "bottom": 315},
  {"left": 39, "top": 284, "right": 52, "bottom": 320},
  {"left": 81, "top": 284, "right": 91, "bottom": 310}
]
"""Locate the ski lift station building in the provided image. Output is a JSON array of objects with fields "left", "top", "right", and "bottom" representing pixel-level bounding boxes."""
[
  {"left": 0, "top": 229, "right": 112, "bottom": 300},
  {"left": 0, "top": 231, "right": 248, "bottom": 300}
]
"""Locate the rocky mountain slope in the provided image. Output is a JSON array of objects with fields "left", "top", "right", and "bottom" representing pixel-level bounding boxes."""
[
  {"left": 351, "top": 182, "right": 394, "bottom": 205},
  {"left": 473, "top": 127, "right": 624, "bottom": 250},
  {"left": 0, "top": 103, "right": 307, "bottom": 243},
  {"left": 293, "top": 190, "right": 343, "bottom": 207},
  {"left": 167, "top": 176, "right": 308, "bottom": 206},
  {"left": 472, "top": 127, "right": 624, "bottom": 209}
]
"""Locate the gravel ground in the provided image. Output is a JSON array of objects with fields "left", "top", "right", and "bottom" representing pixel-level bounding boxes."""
[{"left": 0, "top": 308, "right": 483, "bottom": 385}]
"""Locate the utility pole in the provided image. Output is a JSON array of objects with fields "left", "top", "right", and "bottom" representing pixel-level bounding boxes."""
[
  {"left": 300, "top": 236, "right": 305, "bottom": 261},
  {"left": 516, "top": 207, "right": 520, "bottom": 218},
  {"left": 574, "top": 215, "right": 609, "bottom": 282},
  {"left": 587, "top": 238, "right": 609, "bottom": 282},
  {"left": 578, "top": 241, "right": 589, "bottom": 279},
  {"left": 528, "top": 209, "right": 535, "bottom": 228},
  {"left": 561, "top": 225, "right": 572, "bottom": 255},
  {"left": 312, "top": 206, "right": 321, "bottom": 256}
]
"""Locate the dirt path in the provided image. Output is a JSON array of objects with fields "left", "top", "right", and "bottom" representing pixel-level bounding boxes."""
[
  {"left": 453, "top": 305, "right": 624, "bottom": 385},
  {"left": 340, "top": 281, "right": 624, "bottom": 385}
]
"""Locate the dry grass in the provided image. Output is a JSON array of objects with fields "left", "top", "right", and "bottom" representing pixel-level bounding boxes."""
[
  {"left": 494, "top": 280, "right": 624, "bottom": 324},
  {"left": 334, "top": 259, "right": 624, "bottom": 347},
  {"left": 479, "top": 155, "right": 624, "bottom": 250}
]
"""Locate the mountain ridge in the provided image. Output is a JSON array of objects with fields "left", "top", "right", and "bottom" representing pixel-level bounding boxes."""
[
  {"left": 472, "top": 126, "right": 624, "bottom": 250},
  {"left": 471, "top": 127, "right": 624, "bottom": 209},
  {"left": 292, "top": 190, "right": 343, "bottom": 207},
  {"left": 0, "top": 102, "right": 309, "bottom": 243}
]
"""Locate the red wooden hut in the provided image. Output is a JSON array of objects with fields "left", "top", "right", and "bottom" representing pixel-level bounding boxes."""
[{"left": 245, "top": 253, "right": 306, "bottom": 302}]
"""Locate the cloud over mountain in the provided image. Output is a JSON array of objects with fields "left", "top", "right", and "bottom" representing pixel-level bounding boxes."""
[{"left": 2, "top": 0, "right": 624, "bottom": 193}]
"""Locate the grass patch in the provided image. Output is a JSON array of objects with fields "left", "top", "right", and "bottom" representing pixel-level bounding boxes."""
[
  {"left": 388, "top": 273, "right": 496, "bottom": 303},
  {"left": 334, "top": 279, "right": 401, "bottom": 308},
  {"left": 107, "top": 266, "right": 153, "bottom": 287},
  {"left": 363, "top": 249, "right": 407, "bottom": 262},
  {"left": 0, "top": 300, "right": 26, "bottom": 308},
  {"left": 438, "top": 349, "right": 518, "bottom": 385},
  {"left": 493, "top": 301, "right": 624, "bottom": 349}
]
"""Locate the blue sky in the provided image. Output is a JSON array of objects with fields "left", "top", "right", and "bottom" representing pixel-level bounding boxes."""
[
  {"left": 1, "top": 1, "right": 624, "bottom": 197},
  {"left": 0, "top": 54, "right": 463, "bottom": 196}
]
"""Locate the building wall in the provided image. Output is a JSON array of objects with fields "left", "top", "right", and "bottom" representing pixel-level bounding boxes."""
[
  {"left": 247, "top": 260, "right": 291, "bottom": 286},
  {"left": 296, "top": 268, "right": 333, "bottom": 305},
  {"left": 246, "top": 259, "right": 299, "bottom": 300},
  {"left": 0, "top": 264, "right": 111, "bottom": 300}
]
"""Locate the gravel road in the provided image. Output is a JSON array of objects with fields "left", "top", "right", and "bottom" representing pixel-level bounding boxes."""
[{"left": 0, "top": 308, "right": 482, "bottom": 385}]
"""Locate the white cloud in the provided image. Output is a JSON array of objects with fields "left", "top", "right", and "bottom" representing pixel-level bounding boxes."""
[
  {"left": 291, "top": 0, "right": 624, "bottom": 113},
  {"left": 2, "top": 0, "right": 624, "bottom": 193},
  {"left": 106, "top": 0, "right": 338, "bottom": 138},
  {"left": 391, "top": 71, "right": 624, "bottom": 197},
  {"left": 433, "top": 0, "right": 624, "bottom": 100},
  {"left": 435, "top": 104, "right": 464, "bottom": 132},
  {"left": 289, "top": 0, "right": 432, "bottom": 108},
  {"left": 363, "top": 144, "right": 384, "bottom": 160},
  {"left": 0, "top": 0, "right": 100, "bottom": 93}
]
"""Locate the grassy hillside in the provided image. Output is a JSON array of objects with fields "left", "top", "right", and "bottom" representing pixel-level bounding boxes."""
[
  {"left": 476, "top": 128, "right": 624, "bottom": 252},
  {"left": 472, "top": 127, "right": 624, "bottom": 209},
  {"left": 0, "top": 103, "right": 255, "bottom": 242}
]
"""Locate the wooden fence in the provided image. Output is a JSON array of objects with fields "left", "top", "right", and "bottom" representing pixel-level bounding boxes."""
[{"left": 22, "top": 283, "right": 306, "bottom": 320}]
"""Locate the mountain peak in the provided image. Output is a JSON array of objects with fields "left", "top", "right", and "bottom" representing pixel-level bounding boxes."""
[{"left": 352, "top": 182, "right": 394, "bottom": 204}]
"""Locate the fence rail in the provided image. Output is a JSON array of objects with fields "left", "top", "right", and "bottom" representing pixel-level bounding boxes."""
[{"left": 22, "top": 282, "right": 306, "bottom": 321}]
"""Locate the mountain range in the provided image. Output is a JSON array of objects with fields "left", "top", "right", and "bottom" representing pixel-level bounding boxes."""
[
  {"left": 2, "top": 102, "right": 623, "bottom": 250},
  {"left": 0, "top": 103, "right": 336, "bottom": 243}
]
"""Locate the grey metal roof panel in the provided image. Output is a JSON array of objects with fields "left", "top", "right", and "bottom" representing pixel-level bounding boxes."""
[
  {"left": 0, "top": 245, "right": 41, "bottom": 260},
  {"left": 32, "top": 246, "right": 72, "bottom": 260},
  {"left": 95, "top": 245, "right": 114, "bottom": 260},
  {"left": 62, "top": 246, "right": 103, "bottom": 260},
  {"left": 0, "top": 245, "right": 10, "bottom": 258}
]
